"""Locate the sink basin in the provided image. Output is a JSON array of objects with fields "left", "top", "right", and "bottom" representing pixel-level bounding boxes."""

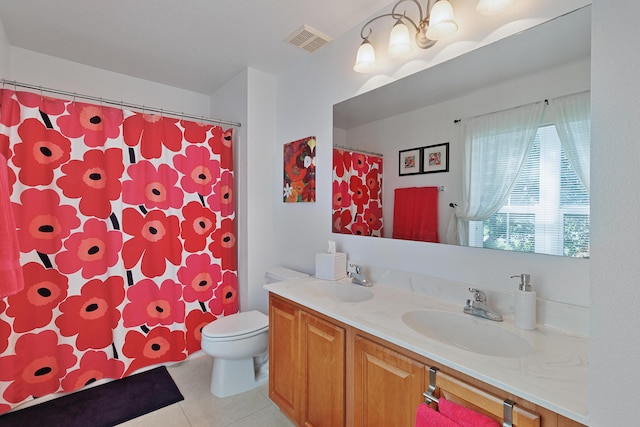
[
  {"left": 401, "top": 310, "right": 534, "bottom": 358},
  {"left": 300, "top": 281, "right": 374, "bottom": 303}
]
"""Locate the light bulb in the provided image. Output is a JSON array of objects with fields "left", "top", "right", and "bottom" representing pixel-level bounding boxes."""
[
  {"left": 388, "top": 19, "right": 412, "bottom": 58},
  {"left": 425, "top": 0, "right": 458, "bottom": 40},
  {"left": 354, "top": 39, "right": 376, "bottom": 73}
]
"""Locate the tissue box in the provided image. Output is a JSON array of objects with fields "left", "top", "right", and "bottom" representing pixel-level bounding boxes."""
[{"left": 315, "top": 253, "right": 347, "bottom": 280}]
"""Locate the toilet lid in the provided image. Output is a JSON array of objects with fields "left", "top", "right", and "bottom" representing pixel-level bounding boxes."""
[{"left": 202, "top": 310, "right": 269, "bottom": 339}]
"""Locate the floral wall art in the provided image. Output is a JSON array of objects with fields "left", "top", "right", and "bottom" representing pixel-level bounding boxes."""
[
  {"left": 0, "top": 89, "right": 237, "bottom": 413},
  {"left": 332, "top": 148, "right": 383, "bottom": 237},
  {"left": 283, "top": 136, "right": 316, "bottom": 203}
]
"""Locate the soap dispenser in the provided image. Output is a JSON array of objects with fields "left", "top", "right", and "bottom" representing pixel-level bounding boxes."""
[{"left": 511, "top": 274, "right": 536, "bottom": 330}]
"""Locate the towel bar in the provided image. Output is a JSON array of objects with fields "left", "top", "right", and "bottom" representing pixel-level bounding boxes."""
[
  {"left": 423, "top": 367, "right": 439, "bottom": 404},
  {"left": 422, "top": 367, "right": 518, "bottom": 427},
  {"left": 503, "top": 399, "right": 515, "bottom": 427}
]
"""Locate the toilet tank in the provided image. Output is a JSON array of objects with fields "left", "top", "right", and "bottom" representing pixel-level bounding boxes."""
[{"left": 265, "top": 267, "right": 308, "bottom": 284}]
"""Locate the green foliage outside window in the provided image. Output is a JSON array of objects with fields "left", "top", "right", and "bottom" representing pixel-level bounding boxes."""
[{"left": 483, "top": 213, "right": 535, "bottom": 253}]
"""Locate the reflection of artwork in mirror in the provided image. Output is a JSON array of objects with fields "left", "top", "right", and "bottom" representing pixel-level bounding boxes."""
[
  {"left": 332, "top": 148, "right": 383, "bottom": 236},
  {"left": 422, "top": 143, "right": 449, "bottom": 174},
  {"left": 398, "top": 148, "right": 421, "bottom": 176},
  {"left": 283, "top": 136, "right": 316, "bottom": 203}
]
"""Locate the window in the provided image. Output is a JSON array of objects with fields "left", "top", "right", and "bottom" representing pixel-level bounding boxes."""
[{"left": 469, "top": 125, "right": 590, "bottom": 257}]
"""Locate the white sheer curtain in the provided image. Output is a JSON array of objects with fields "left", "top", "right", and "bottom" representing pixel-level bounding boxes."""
[
  {"left": 446, "top": 101, "right": 545, "bottom": 245},
  {"left": 550, "top": 91, "right": 591, "bottom": 193}
]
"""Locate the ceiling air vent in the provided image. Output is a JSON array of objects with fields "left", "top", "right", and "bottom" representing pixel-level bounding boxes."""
[{"left": 285, "top": 25, "right": 332, "bottom": 53}]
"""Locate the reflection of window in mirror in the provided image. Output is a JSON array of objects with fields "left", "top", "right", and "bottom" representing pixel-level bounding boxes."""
[{"left": 469, "top": 124, "right": 590, "bottom": 257}]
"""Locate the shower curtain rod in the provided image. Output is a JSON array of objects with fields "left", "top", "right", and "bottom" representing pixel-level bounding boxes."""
[
  {"left": 333, "top": 144, "right": 383, "bottom": 157},
  {"left": 1, "top": 79, "right": 242, "bottom": 128}
]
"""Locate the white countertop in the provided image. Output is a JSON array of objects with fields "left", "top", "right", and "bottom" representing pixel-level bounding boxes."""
[{"left": 264, "top": 277, "right": 588, "bottom": 424}]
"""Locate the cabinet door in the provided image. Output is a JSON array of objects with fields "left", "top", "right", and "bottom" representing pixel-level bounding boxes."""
[
  {"left": 269, "top": 296, "right": 300, "bottom": 422},
  {"left": 353, "top": 336, "right": 425, "bottom": 427},
  {"left": 300, "top": 311, "right": 345, "bottom": 427}
]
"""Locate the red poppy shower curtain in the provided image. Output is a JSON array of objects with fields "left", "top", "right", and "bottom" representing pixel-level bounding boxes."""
[
  {"left": 332, "top": 148, "right": 383, "bottom": 237},
  {"left": 0, "top": 89, "right": 238, "bottom": 413}
]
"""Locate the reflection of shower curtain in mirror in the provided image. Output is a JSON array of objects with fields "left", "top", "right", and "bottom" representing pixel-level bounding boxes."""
[
  {"left": 0, "top": 89, "right": 237, "bottom": 414},
  {"left": 332, "top": 148, "right": 383, "bottom": 237}
]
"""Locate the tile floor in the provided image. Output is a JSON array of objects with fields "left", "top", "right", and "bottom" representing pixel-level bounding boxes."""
[{"left": 119, "top": 355, "right": 295, "bottom": 427}]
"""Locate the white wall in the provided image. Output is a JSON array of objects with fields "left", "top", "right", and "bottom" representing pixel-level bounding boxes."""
[
  {"left": 212, "top": 68, "right": 276, "bottom": 313},
  {"left": 0, "top": 18, "right": 9, "bottom": 77},
  {"left": 274, "top": 0, "right": 591, "bottom": 308},
  {"left": 212, "top": 68, "right": 278, "bottom": 314},
  {"left": 8, "top": 47, "right": 211, "bottom": 115},
  {"left": 210, "top": 70, "right": 251, "bottom": 312},
  {"left": 589, "top": 1, "right": 640, "bottom": 425},
  {"left": 245, "top": 69, "right": 278, "bottom": 313}
]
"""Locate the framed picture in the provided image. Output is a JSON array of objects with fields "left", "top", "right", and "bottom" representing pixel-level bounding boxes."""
[
  {"left": 283, "top": 136, "right": 316, "bottom": 203},
  {"left": 422, "top": 143, "right": 449, "bottom": 174},
  {"left": 398, "top": 148, "right": 422, "bottom": 176}
]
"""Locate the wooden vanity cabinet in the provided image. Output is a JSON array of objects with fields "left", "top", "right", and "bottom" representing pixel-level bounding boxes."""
[
  {"left": 269, "top": 294, "right": 345, "bottom": 427},
  {"left": 300, "top": 311, "right": 345, "bottom": 426},
  {"left": 351, "top": 330, "right": 586, "bottom": 427},
  {"left": 352, "top": 335, "right": 425, "bottom": 427},
  {"left": 269, "top": 295, "right": 300, "bottom": 421},
  {"left": 269, "top": 294, "right": 586, "bottom": 427}
]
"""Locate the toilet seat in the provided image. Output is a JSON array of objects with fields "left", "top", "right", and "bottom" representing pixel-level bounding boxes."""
[{"left": 202, "top": 310, "right": 268, "bottom": 341}]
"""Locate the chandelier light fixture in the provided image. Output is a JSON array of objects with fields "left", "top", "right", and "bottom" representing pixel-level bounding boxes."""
[{"left": 353, "top": 0, "right": 515, "bottom": 73}]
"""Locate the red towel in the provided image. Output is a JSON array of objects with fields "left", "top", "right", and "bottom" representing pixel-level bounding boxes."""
[
  {"left": 415, "top": 403, "right": 462, "bottom": 427},
  {"left": 438, "top": 397, "right": 501, "bottom": 427},
  {"left": 0, "top": 154, "right": 24, "bottom": 297},
  {"left": 393, "top": 187, "right": 439, "bottom": 242}
]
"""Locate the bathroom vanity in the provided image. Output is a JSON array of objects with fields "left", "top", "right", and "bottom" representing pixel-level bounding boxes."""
[{"left": 265, "top": 277, "right": 588, "bottom": 427}]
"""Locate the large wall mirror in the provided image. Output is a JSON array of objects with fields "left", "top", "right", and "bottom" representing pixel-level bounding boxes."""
[{"left": 332, "top": 5, "right": 591, "bottom": 257}]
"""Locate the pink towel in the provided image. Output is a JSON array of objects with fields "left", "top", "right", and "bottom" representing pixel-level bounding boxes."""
[
  {"left": 438, "top": 397, "right": 501, "bottom": 427},
  {"left": 0, "top": 154, "right": 24, "bottom": 298},
  {"left": 415, "top": 403, "right": 462, "bottom": 427}
]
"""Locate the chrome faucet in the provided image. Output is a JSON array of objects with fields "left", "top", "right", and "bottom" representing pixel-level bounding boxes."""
[
  {"left": 348, "top": 264, "right": 373, "bottom": 287},
  {"left": 463, "top": 288, "right": 503, "bottom": 322}
]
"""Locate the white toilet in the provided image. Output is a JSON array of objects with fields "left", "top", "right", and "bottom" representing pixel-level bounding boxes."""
[{"left": 201, "top": 267, "right": 308, "bottom": 398}]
